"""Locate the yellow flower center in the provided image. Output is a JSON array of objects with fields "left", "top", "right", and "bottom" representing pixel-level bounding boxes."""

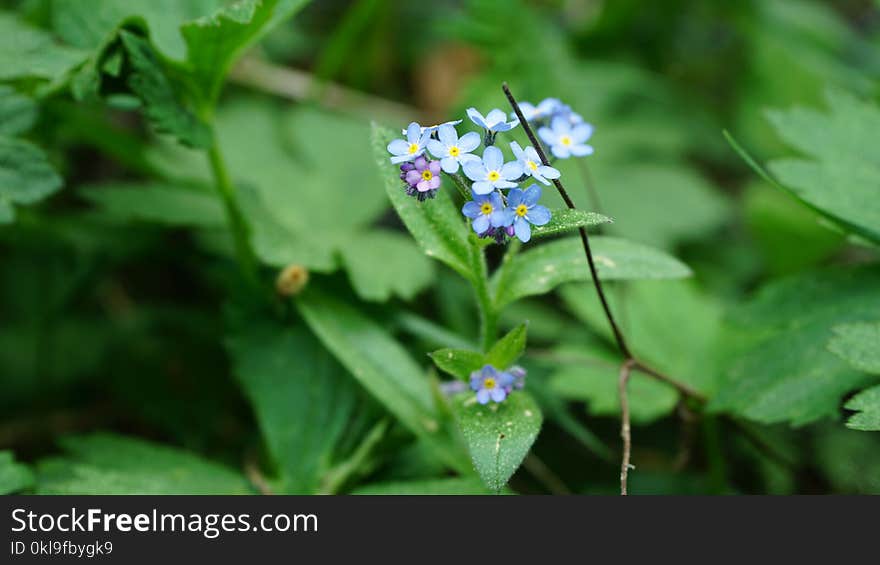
[
  {"left": 407, "top": 143, "right": 420, "bottom": 154},
  {"left": 421, "top": 170, "right": 433, "bottom": 181},
  {"left": 484, "top": 377, "right": 497, "bottom": 390},
  {"left": 487, "top": 170, "right": 501, "bottom": 182},
  {"left": 480, "top": 202, "right": 493, "bottom": 215},
  {"left": 449, "top": 146, "right": 460, "bottom": 157},
  {"left": 516, "top": 204, "right": 528, "bottom": 217},
  {"left": 560, "top": 135, "right": 572, "bottom": 146},
  {"left": 527, "top": 160, "right": 539, "bottom": 171}
]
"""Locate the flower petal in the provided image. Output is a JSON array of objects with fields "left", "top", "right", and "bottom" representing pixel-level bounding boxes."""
[
  {"left": 428, "top": 160, "right": 441, "bottom": 174},
  {"left": 570, "top": 144, "right": 594, "bottom": 157},
  {"left": 485, "top": 108, "right": 506, "bottom": 127},
  {"left": 463, "top": 160, "right": 487, "bottom": 181},
  {"left": 489, "top": 209, "right": 509, "bottom": 228},
  {"left": 507, "top": 188, "right": 524, "bottom": 207},
  {"left": 523, "top": 184, "right": 542, "bottom": 206},
  {"left": 550, "top": 115, "right": 570, "bottom": 134},
  {"left": 528, "top": 205, "right": 551, "bottom": 226},
  {"left": 538, "top": 127, "right": 557, "bottom": 146},
  {"left": 551, "top": 144, "right": 571, "bottom": 159},
  {"left": 501, "top": 161, "right": 523, "bottom": 181},
  {"left": 387, "top": 139, "right": 409, "bottom": 155},
  {"left": 509, "top": 141, "right": 524, "bottom": 160},
  {"left": 462, "top": 201, "right": 481, "bottom": 218},
  {"left": 472, "top": 214, "right": 490, "bottom": 234},
  {"left": 458, "top": 131, "right": 481, "bottom": 153},
  {"left": 466, "top": 108, "right": 485, "bottom": 128},
  {"left": 538, "top": 165, "right": 560, "bottom": 179},
  {"left": 426, "top": 139, "right": 447, "bottom": 158},
  {"left": 441, "top": 157, "right": 459, "bottom": 174},
  {"left": 390, "top": 153, "right": 413, "bottom": 164},
  {"left": 490, "top": 387, "right": 507, "bottom": 403},
  {"left": 476, "top": 389, "right": 491, "bottom": 404},
  {"left": 483, "top": 146, "right": 503, "bottom": 171},
  {"left": 437, "top": 124, "right": 457, "bottom": 146},
  {"left": 514, "top": 218, "right": 532, "bottom": 242},
  {"left": 494, "top": 180, "right": 517, "bottom": 189},
  {"left": 571, "top": 123, "right": 594, "bottom": 143},
  {"left": 406, "top": 122, "right": 421, "bottom": 142},
  {"left": 472, "top": 181, "right": 494, "bottom": 195}
]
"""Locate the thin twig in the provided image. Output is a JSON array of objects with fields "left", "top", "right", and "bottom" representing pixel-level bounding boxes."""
[
  {"left": 244, "top": 455, "right": 274, "bottom": 495},
  {"left": 618, "top": 359, "right": 636, "bottom": 495},
  {"left": 503, "top": 83, "right": 633, "bottom": 359},
  {"left": 632, "top": 361, "right": 707, "bottom": 402}
]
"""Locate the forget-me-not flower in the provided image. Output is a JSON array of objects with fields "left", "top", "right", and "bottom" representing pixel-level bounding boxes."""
[
  {"left": 463, "top": 146, "right": 522, "bottom": 195},
  {"left": 505, "top": 185, "right": 551, "bottom": 243},
  {"left": 401, "top": 156, "right": 441, "bottom": 200},
  {"left": 461, "top": 190, "right": 509, "bottom": 235},
  {"left": 470, "top": 365, "right": 515, "bottom": 404},
  {"left": 467, "top": 108, "right": 519, "bottom": 134},
  {"left": 402, "top": 119, "right": 463, "bottom": 136},
  {"left": 510, "top": 141, "right": 560, "bottom": 186},
  {"left": 427, "top": 124, "right": 480, "bottom": 174},
  {"left": 514, "top": 98, "right": 561, "bottom": 123},
  {"left": 387, "top": 122, "right": 431, "bottom": 164},
  {"left": 538, "top": 116, "right": 594, "bottom": 159}
]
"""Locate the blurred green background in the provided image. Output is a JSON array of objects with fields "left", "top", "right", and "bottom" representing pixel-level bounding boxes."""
[{"left": 1, "top": 0, "right": 879, "bottom": 495}]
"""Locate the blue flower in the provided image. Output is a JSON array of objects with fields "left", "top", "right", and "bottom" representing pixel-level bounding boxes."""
[
  {"left": 513, "top": 98, "right": 561, "bottom": 123},
  {"left": 466, "top": 107, "right": 519, "bottom": 133},
  {"left": 461, "top": 190, "right": 509, "bottom": 235},
  {"left": 463, "top": 146, "right": 522, "bottom": 195},
  {"left": 510, "top": 141, "right": 560, "bottom": 186},
  {"left": 387, "top": 122, "right": 431, "bottom": 164},
  {"left": 537, "top": 116, "right": 594, "bottom": 159},
  {"left": 506, "top": 185, "right": 552, "bottom": 243},
  {"left": 470, "top": 365, "right": 515, "bottom": 404},
  {"left": 401, "top": 119, "right": 463, "bottom": 136},
  {"left": 427, "top": 124, "right": 481, "bottom": 174}
]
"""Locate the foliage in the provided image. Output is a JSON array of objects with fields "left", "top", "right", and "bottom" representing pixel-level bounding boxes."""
[{"left": 1, "top": 0, "right": 879, "bottom": 496}]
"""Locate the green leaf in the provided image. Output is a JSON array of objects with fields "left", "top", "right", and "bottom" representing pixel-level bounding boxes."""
[
  {"left": 430, "top": 324, "right": 527, "bottom": 380},
  {"left": 485, "top": 323, "right": 527, "bottom": 368},
  {"left": 492, "top": 236, "right": 691, "bottom": 308},
  {"left": 80, "top": 182, "right": 225, "bottom": 227},
  {"left": 828, "top": 322, "right": 880, "bottom": 374},
  {"left": 428, "top": 349, "right": 485, "bottom": 381},
  {"left": 181, "top": 0, "right": 310, "bottom": 105},
  {"left": 0, "top": 13, "right": 86, "bottom": 82},
  {"left": 0, "top": 451, "right": 34, "bottom": 494},
  {"left": 761, "top": 90, "right": 880, "bottom": 244},
  {"left": 843, "top": 386, "right": 880, "bottom": 432},
  {"left": 119, "top": 31, "right": 213, "bottom": 148},
  {"left": 338, "top": 230, "right": 435, "bottom": 302},
  {"left": 453, "top": 392, "right": 542, "bottom": 492},
  {"left": 0, "top": 86, "right": 37, "bottom": 136},
  {"left": 36, "top": 433, "right": 252, "bottom": 494},
  {"left": 226, "top": 317, "right": 366, "bottom": 493},
  {"left": 352, "top": 477, "right": 496, "bottom": 495},
  {"left": 372, "top": 123, "right": 473, "bottom": 280},
  {"left": 530, "top": 209, "right": 611, "bottom": 239},
  {"left": 0, "top": 137, "right": 63, "bottom": 223},
  {"left": 295, "top": 289, "right": 434, "bottom": 436},
  {"left": 710, "top": 268, "right": 880, "bottom": 426}
]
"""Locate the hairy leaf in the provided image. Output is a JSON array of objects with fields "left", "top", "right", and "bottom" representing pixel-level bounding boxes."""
[
  {"left": 0, "top": 451, "right": 33, "bottom": 494},
  {"left": 338, "top": 230, "right": 435, "bottom": 302},
  {"left": 843, "top": 386, "right": 880, "bottom": 432},
  {"left": 430, "top": 324, "right": 527, "bottom": 381},
  {"left": 828, "top": 322, "right": 880, "bottom": 375},
  {"left": 36, "top": 433, "right": 252, "bottom": 494},
  {"left": 0, "top": 86, "right": 37, "bottom": 136},
  {"left": 453, "top": 392, "right": 542, "bottom": 493},
  {"left": 0, "top": 137, "right": 63, "bottom": 223},
  {"left": 492, "top": 236, "right": 691, "bottom": 308},
  {"left": 0, "top": 13, "right": 86, "bottom": 82},
  {"left": 530, "top": 209, "right": 611, "bottom": 239}
]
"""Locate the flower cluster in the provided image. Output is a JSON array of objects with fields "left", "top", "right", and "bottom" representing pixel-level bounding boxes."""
[
  {"left": 469, "top": 364, "right": 526, "bottom": 405},
  {"left": 387, "top": 97, "right": 592, "bottom": 243}
]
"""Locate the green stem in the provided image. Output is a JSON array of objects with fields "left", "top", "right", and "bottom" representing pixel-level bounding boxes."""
[
  {"left": 445, "top": 171, "right": 472, "bottom": 201},
  {"left": 207, "top": 142, "right": 260, "bottom": 287},
  {"left": 470, "top": 239, "right": 497, "bottom": 352}
]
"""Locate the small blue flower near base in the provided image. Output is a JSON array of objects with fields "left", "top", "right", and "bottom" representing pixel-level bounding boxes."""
[
  {"left": 463, "top": 146, "right": 522, "bottom": 195},
  {"left": 470, "top": 365, "right": 515, "bottom": 404},
  {"left": 510, "top": 141, "right": 560, "bottom": 185},
  {"left": 387, "top": 122, "right": 431, "bottom": 164},
  {"left": 401, "top": 119, "right": 462, "bottom": 136},
  {"left": 513, "top": 98, "right": 561, "bottom": 123},
  {"left": 462, "top": 190, "right": 508, "bottom": 235},
  {"left": 427, "top": 124, "right": 481, "bottom": 174},
  {"left": 538, "top": 116, "right": 594, "bottom": 159},
  {"left": 506, "top": 185, "right": 552, "bottom": 243},
  {"left": 466, "top": 107, "right": 519, "bottom": 133}
]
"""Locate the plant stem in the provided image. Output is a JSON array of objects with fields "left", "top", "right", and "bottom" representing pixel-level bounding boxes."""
[
  {"left": 446, "top": 171, "right": 472, "bottom": 201},
  {"left": 471, "top": 239, "right": 497, "bottom": 352},
  {"left": 503, "top": 83, "right": 633, "bottom": 359},
  {"left": 207, "top": 141, "right": 260, "bottom": 287},
  {"left": 618, "top": 359, "right": 635, "bottom": 495}
]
